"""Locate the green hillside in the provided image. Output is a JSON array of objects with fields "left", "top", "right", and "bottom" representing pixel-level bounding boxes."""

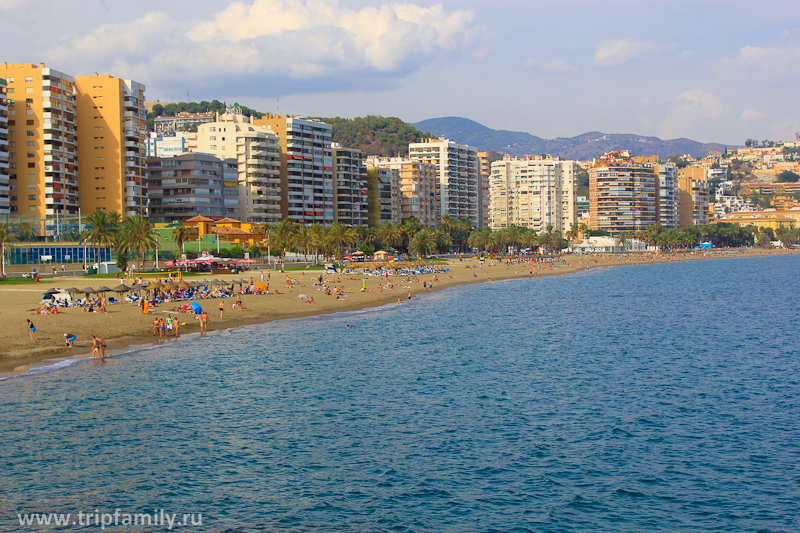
[
  {"left": 315, "top": 116, "right": 433, "bottom": 157},
  {"left": 146, "top": 100, "right": 263, "bottom": 132}
]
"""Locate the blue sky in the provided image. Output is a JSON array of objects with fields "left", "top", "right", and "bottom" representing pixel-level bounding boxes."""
[{"left": 3, "top": 0, "right": 799, "bottom": 145}]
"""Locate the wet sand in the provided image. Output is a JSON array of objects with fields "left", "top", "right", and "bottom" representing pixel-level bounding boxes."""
[{"left": 1, "top": 249, "right": 793, "bottom": 378}]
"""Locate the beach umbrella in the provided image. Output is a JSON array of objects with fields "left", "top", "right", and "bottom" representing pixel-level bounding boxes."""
[
  {"left": 64, "top": 287, "right": 81, "bottom": 295},
  {"left": 44, "top": 287, "right": 60, "bottom": 295},
  {"left": 79, "top": 287, "right": 96, "bottom": 294},
  {"left": 96, "top": 285, "right": 112, "bottom": 294},
  {"left": 255, "top": 282, "right": 268, "bottom": 291},
  {"left": 162, "top": 283, "right": 178, "bottom": 291},
  {"left": 146, "top": 282, "right": 164, "bottom": 290},
  {"left": 132, "top": 283, "right": 148, "bottom": 290},
  {"left": 112, "top": 284, "right": 131, "bottom": 293},
  {"left": 177, "top": 281, "right": 191, "bottom": 290}
]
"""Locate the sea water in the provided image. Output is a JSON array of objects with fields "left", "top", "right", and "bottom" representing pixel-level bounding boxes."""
[{"left": 1, "top": 255, "right": 798, "bottom": 532}]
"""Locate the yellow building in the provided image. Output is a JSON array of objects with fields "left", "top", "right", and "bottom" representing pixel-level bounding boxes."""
[
  {"left": 75, "top": 74, "right": 147, "bottom": 216},
  {"left": 770, "top": 196, "right": 800, "bottom": 210},
  {"left": 678, "top": 166, "right": 709, "bottom": 227},
  {"left": 0, "top": 63, "right": 78, "bottom": 223},
  {"left": 0, "top": 77, "right": 8, "bottom": 214},
  {"left": 715, "top": 215, "right": 795, "bottom": 231},
  {"left": 367, "top": 157, "right": 437, "bottom": 227}
]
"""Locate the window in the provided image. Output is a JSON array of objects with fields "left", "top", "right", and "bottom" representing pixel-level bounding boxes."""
[
  {"left": 28, "top": 194, "right": 36, "bottom": 200},
  {"left": 26, "top": 141, "right": 34, "bottom": 147},
  {"left": 26, "top": 130, "right": 34, "bottom": 136},
  {"left": 26, "top": 120, "right": 33, "bottom": 125},
  {"left": 26, "top": 109, "right": 33, "bottom": 115},
  {"left": 28, "top": 173, "right": 35, "bottom": 179},
  {"left": 27, "top": 163, "right": 35, "bottom": 168},
  {"left": 7, "top": 88, "right": 13, "bottom": 94},
  {"left": 8, "top": 120, "right": 14, "bottom": 126},
  {"left": 9, "top": 142, "right": 15, "bottom": 148},
  {"left": 28, "top": 184, "right": 36, "bottom": 190},
  {"left": 25, "top": 98, "right": 32, "bottom": 105},
  {"left": 6, "top": 77, "right": 13, "bottom": 83},
  {"left": 28, "top": 206, "right": 36, "bottom": 212},
  {"left": 25, "top": 87, "right": 33, "bottom": 94},
  {"left": 27, "top": 152, "right": 34, "bottom": 158},
  {"left": 25, "top": 76, "right": 32, "bottom": 83}
]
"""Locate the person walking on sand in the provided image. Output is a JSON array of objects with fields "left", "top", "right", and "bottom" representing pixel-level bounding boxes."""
[
  {"left": 35, "top": 273, "right": 40, "bottom": 286},
  {"left": 91, "top": 335, "right": 106, "bottom": 360},
  {"left": 218, "top": 300, "right": 224, "bottom": 320},
  {"left": 64, "top": 333, "right": 76, "bottom": 347},
  {"left": 200, "top": 310, "right": 210, "bottom": 333},
  {"left": 173, "top": 319, "right": 180, "bottom": 337},
  {"left": 27, "top": 319, "right": 37, "bottom": 340}
]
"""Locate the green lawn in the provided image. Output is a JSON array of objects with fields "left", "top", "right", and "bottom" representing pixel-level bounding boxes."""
[{"left": 0, "top": 277, "right": 43, "bottom": 285}]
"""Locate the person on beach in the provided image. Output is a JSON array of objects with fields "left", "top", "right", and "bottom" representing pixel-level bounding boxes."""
[
  {"left": 64, "top": 333, "right": 76, "bottom": 347},
  {"left": 35, "top": 273, "right": 40, "bottom": 285},
  {"left": 91, "top": 335, "right": 106, "bottom": 360},
  {"left": 200, "top": 310, "right": 210, "bottom": 333},
  {"left": 166, "top": 316, "right": 173, "bottom": 335},
  {"left": 153, "top": 318, "right": 159, "bottom": 336},
  {"left": 27, "top": 319, "right": 37, "bottom": 340},
  {"left": 218, "top": 301, "right": 224, "bottom": 320}
]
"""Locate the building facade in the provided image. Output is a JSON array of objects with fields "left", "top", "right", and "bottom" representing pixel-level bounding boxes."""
[
  {"left": 409, "top": 137, "right": 479, "bottom": 225},
  {"left": 655, "top": 162, "right": 679, "bottom": 229},
  {"left": 187, "top": 109, "right": 281, "bottom": 224},
  {"left": 368, "top": 157, "right": 437, "bottom": 227},
  {"left": 0, "top": 77, "right": 9, "bottom": 214},
  {"left": 253, "top": 114, "right": 334, "bottom": 224},
  {"left": 154, "top": 111, "right": 215, "bottom": 133},
  {"left": 365, "top": 164, "right": 401, "bottom": 227},
  {"left": 489, "top": 156, "right": 577, "bottom": 233},
  {"left": 222, "top": 158, "right": 239, "bottom": 220},
  {"left": 678, "top": 166, "right": 710, "bottom": 227},
  {"left": 75, "top": 74, "right": 147, "bottom": 216},
  {"left": 146, "top": 132, "right": 190, "bottom": 158},
  {"left": 0, "top": 63, "right": 78, "bottom": 226},
  {"left": 331, "top": 144, "right": 367, "bottom": 226},
  {"left": 589, "top": 157, "right": 657, "bottom": 234},
  {"left": 146, "top": 153, "right": 225, "bottom": 224},
  {"left": 477, "top": 151, "right": 491, "bottom": 228}
]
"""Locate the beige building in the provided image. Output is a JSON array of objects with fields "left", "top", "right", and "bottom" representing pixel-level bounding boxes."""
[
  {"left": 489, "top": 156, "right": 576, "bottom": 233},
  {"left": 409, "top": 137, "right": 479, "bottom": 224},
  {"left": 75, "top": 74, "right": 147, "bottom": 216},
  {"left": 253, "top": 114, "right": 334, "bottom": 224},
  {"left": 0, "top": 77, "right": 8, "bottom": 214},
  {"left": 678, "top": 166, "right": 710, "bottom": 227},
  {"left": 589, "top": 154, "right": 657, "bottom": 234},
  {"left": 367, "top": 157, "right": 437, "bottom": 227},
  {"left": 477, "top": 151, "right": 491, "bottom": 228},
  {"left": 0, "top": 63, "right": 78, "bottom": 225},
  {"left": 365, "top": 163, "right": 401, "bottom": 227},
  {"left": 331, "top": 144, "right": 367, "bottom": 226},
  {"left": 187, "top": 107, "right": 281, "bottom": 224}
]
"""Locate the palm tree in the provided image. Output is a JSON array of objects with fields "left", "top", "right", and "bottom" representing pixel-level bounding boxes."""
[
  {"left": 171, "top": 225, "right": 188, "bottom": 256},
  {"left": 15, "top": 222, "right": 39, "bottom": 242},
  {"left": 409, "top": 229, "right": 436, "bottom": 258},
  {"left": 326, "top": 222, "right": 357, "bottom": 261},
  {"left": 272, "top": 218, "right": 297, "bottom": 263},
  {"left": 111, "top": 231, "right": 129, "bottom": 272},
  {"left": 120, "top": 215, "right": 157, "bottom": 267},
  {"left": 0, "top": 223, "right": 18, "bottom": 276},
  {"left": 309, "top": 223, "right": 327, "bottom": 264},
  {"left": 434, "top": 231, "right": 453, "bottom": 253},
  {"left": 378, "top": 222, "right": 403, "bottom": 249},
  {"left": 81, "top": 208, "right": 117, "bottom": 264},
  {"left": 293, "top": 226, "right": 313, "bottom": 266},
  {"left": 401, "top": 217, "right": 422, "bottom": 254}
]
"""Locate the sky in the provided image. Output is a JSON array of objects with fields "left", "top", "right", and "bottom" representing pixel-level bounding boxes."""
[{"left": 2, "top": 0, "right": 799, "bottom": 145}]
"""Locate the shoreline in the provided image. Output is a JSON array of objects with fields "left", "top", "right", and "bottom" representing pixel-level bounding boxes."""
[{"left": 1, "top": 249, "right": 795, "bottom": 380}]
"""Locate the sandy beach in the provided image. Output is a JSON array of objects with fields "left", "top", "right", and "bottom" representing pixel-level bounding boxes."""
[{"left": 1, "top": 249, "right": 793, "bottom": 378}]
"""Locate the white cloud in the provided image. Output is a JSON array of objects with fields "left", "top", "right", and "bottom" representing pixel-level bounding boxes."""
[
  {"left": 593, "top": 38, "right": 666, "bottom": 67},
  {"left": 540, "top": 59, "right": 578, "bottom": 72},
  {"left": 44, "top": 0, "right": 482, "bottom": 94},
  {"left": 719, "top": 44, "right": 800, "bottom": 81},
  {"left": 659, "top": 89, "right": 726, "bottom": 139},
  {"left": 740, "top": 108, "right": 766, "bottom": 120}
]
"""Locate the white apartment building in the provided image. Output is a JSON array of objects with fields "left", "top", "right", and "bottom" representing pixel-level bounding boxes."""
[
  {"left": 489, "top": 156, "right": 576, "bottom": 233},
  {"left": 655, "top": 162, "right": 679, "bottom": 229},
  {"left": 146, "top": 132, "right": 190, "bottom": 158},
  {"left": 0, "top": 77, "right": 8, "bottom": 214},
  {"left": 409, "top": 137, "right": 479, "bottom": 225},
  {"left": 187, "top": 107, "right": 281, "bottom": 224}
]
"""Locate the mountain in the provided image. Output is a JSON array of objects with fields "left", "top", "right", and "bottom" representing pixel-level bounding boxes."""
[
  {"left": 411, "top": 117, "right": 732, "bottom": 160},
  {"left": 315, "top": 116, "right": 433, "bottom": 157}
]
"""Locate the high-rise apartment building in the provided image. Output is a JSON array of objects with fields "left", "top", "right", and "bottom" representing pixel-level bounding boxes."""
[
  {"left": 678, "top": 166, "right": 710, "bottom": 227},
  {"left": 367, "top": 157, "right": 437, "bottom": 227},
  {"left": 409, "top": 137, "right": 479, "bottom": 225},
  {"left": 589, "top": 153, "right": 657, "bottom": 234},
  {"left": 253, "top": 114, "right": 334, "bottom": 224},
  {"left": 331, "top": 144, "right": 367, "bottom": 226},
  {"left": 187, "top": 108, "right": 281, "bottom": 224},
  {"left": 477, "top": 152, "right": 491, "bottom": 228},
  {"left": 489, "top": 156, "right": 576, "bottom": 233},
  {"left": 365, "top": 163, "right": 401, "bottom": 227},
  {"left": 0, "top": 63, "right": 78, "bottom": 226},
  {"left": 146, "top": 153, "right": 225, "bottom": 224},
  {"left": 222, "top": 158, "right": 239, "bottom": 220},
  {"left": 655, "top": 162, "right": 678, "bottom": 229},
  {"left": 0, "top": 77, "right": 9, "bottom": 214},
  {"left": 75, "top": 74, "right": 147, "bottom": 216}
]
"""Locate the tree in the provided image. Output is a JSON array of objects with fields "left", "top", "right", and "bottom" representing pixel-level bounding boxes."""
[
  {"left": 249, "top": 244, "right": 262, "bottom": 258},
  {"left": 120, "top": 215, "right": 157, "bottom": 267},
  {"left": 171, "top": 225, "right": 188, "bottom": 256},
  {"left": 272, "top": 218, "right": 297, "bottom": 262},
  {"left": 111, "top": 231, "right": 129, "bottom": 271},
  {"left": 81, "top": 208, "right": 118, "bottom": 264},
  {"left": 378, "top": 222, "right": 404, "bottom": 250},
  {"left": 409, "top": 229, "right": 437, "bottom": 258},
  {"left": 293, "top": 226, "right": 313, "bottom": 266},
  {"left": 0, "top": 223, "right": 18, "bottom": 276},
  {"left": 777, "top": 171, "right": 800, "bottom": 183},
  {"left": 326, "top": 222, "right": 357, "bottom": 261}
]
